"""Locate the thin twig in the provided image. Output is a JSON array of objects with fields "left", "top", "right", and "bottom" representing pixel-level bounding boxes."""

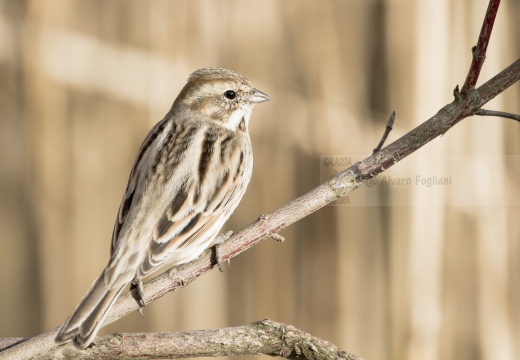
[
  {"left": 373, "top": 111, "right": 396, "bottom": 154},
  {"left": 460, "top": 0, "right": 501, "bottom": 95},
  {"left": 474, "top": 108, "right": 520, "bottom": 122}
]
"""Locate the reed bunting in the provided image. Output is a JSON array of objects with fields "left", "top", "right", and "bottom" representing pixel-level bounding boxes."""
[{"left": 56, "top": 67, "right": 269, "bottom": 348}]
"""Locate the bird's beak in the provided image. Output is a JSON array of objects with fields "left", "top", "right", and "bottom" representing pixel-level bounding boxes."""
[{"left": 249, "top": 88, "right": 270, "bottom": 103}]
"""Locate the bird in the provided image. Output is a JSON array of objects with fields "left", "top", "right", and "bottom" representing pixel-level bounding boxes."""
[{"left": 55, "top": 67, "right": 269, "bottom": 348}]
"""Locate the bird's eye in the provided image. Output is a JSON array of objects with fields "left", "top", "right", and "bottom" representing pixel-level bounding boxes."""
[{"left": 224, "top": 90, "right": 236, "bottom": 100}]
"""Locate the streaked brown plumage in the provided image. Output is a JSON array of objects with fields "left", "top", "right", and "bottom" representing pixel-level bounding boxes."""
[{"left": 55, "top": 68, "right": 269, "bottom": 348}]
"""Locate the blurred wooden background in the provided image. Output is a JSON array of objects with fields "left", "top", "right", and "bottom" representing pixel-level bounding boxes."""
[{"left": 1, "top": 1, "right": 519, "bottom": 359}]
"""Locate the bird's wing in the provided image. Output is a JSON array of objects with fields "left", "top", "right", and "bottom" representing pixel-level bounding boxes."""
[
  {"left": 139, "top": 168, "right": 243, "bottom": 276},
  {"left": 110, "top": 119, "right": 170, "bottom": 254}
]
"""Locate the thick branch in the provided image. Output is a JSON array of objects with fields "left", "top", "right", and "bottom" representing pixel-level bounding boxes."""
[
  {"left": 0, "top": 320, "right": 362, "bottom": 360},
  {"left": 460, "top": 0, "right": 501, "bottom": 94}
]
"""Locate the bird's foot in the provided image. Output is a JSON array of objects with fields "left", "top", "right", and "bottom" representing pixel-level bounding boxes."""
[
  {"left": 214, "top": 230, "right": 233, "bottom": 272},
  {"left": 130, "top": 277, "right": 146, "bottom": 318}
]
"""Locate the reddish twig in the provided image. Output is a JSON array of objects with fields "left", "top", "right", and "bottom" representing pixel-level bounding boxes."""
[{"left": 460, "top": 0, "right": 501, "bottom": 95}]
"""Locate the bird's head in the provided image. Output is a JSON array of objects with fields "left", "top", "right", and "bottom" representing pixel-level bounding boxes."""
[{"left": 173, "top": 67, "right": 269, "bottom": 132}]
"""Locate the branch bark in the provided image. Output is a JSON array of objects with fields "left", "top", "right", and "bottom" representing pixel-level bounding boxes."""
[
  {"left": 0, "top": 320, "right": 362, "bottom": 360},
  {"left": 2, "top": 1, "right": 519, "bottom": 359}
]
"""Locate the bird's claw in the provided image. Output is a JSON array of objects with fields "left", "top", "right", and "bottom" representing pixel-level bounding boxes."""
[
  {"left": 131, "top": 278, "right": 146, "bottom": 317},
  {"left": 214, "top": 230, "right": 233, "bottom": 271}
]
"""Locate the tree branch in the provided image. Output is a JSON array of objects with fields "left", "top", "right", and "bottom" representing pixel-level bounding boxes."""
[{"left": 0, "top": 320, "right": 363, "bottom": 360}]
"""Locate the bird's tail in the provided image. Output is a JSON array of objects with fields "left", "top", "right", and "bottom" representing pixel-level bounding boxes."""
[{"left": 55, "top": 272, "right": 126, "bottom": 348}]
